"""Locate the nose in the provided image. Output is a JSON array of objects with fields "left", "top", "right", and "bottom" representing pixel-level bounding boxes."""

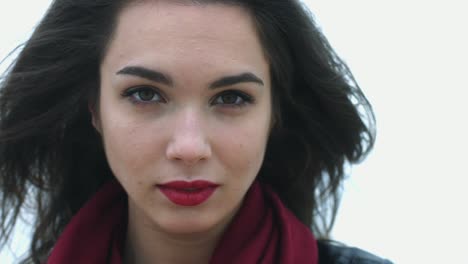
[{"left": 165, "top": 109, "right": 212, "bottom": 166}]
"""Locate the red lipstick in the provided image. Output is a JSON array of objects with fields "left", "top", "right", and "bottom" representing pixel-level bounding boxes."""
[{"left": 157, "top": 180, "right": 219, "bottom": 206}]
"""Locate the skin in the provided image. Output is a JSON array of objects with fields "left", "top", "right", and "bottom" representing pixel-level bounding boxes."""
[{"left": 94, "top": 1, "right": 272, "bottom": 264}]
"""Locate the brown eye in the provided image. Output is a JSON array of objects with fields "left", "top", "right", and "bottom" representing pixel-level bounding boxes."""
[
  {"left": 220, "top": 93, "right": 239, "bottom": 104},
  {"left": 137, "top": 89, "right": 157, "bottom": 101},
  {"left": 122, "top": 86, "right": 165, "bottom": 103},
  {"left": 213, "top": 90, "right": 253, "bottom": 106}
]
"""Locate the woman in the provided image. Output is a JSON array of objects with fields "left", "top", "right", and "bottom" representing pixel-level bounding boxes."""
[{"left": 0, "top": 0, "right": 391, "bottom": 263}]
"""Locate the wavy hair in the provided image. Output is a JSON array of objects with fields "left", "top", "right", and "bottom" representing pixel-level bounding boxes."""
[{"left": 0, "top": 0, "right": 375, "bottom": 262}]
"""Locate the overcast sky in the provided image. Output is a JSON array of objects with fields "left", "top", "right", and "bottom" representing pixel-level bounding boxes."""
[{"left": 1, "top": 1, "right": 467, "bottom": 263}]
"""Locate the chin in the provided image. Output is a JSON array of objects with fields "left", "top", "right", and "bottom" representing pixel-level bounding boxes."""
[{"left": 156, "top": 214, "right": 224, "bottom": 236}]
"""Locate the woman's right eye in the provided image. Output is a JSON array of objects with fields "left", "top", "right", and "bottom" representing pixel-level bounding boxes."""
[{"left": 122, "top": 86, "right": 165, "bottom": 103}]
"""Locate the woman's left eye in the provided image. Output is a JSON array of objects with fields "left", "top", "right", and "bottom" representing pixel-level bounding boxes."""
[{"left": 212, "top": 90, "right": 253, "bottom": 107}]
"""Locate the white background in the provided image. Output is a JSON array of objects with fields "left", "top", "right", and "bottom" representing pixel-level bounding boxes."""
[{"left": 1, "top": 1, "right": 467, "bottom": 263}]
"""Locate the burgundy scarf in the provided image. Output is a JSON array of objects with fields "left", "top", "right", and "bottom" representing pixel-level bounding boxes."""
[{"left": 47, "top": 181, "right": 318, "bottom": 263}]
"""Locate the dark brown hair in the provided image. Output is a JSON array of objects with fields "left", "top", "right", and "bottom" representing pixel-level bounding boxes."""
[{"left": 0, "top": 0, "right": 375, "bottom": 262}]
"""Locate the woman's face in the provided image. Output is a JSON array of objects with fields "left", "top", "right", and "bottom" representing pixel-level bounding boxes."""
[{"left": 96, "top": 1, "right": 271, "bottom": 235}]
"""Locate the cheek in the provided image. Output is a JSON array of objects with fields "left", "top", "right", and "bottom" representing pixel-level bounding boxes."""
[
  {"left": 100, "top": 113, "right": 166, "bottom": 184},
  {"left": 213, "top": 118, "right": 270, "bottom": 178}
]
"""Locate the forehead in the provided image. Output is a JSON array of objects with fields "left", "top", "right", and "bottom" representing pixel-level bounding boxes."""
[
  {"left": 101, "top": 1, "right": 268, "bottom": 78},
  {"left": 119, "top": 1, "right": 253, "bottom": 38}
]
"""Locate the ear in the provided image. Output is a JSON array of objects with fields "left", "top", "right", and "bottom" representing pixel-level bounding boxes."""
[{"left": 89, "top": 102, "right": 102, "bottom": 134}]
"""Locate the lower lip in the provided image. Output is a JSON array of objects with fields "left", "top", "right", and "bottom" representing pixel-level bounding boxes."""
[{"left": 157, "top": 183, "right": 218, "bottom": 206}]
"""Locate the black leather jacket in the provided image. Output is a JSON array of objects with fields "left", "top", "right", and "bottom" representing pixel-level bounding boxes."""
[{"left": 318, "top": 241, "right": 393, "bottom": 264}]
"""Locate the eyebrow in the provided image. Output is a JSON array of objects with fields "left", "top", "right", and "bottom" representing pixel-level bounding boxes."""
[
  {"left": 116, "top": 66, "right": 264, "bottom": 88},
  {"left": 210, "top": 72, "right": 264, "bottom": 89},
  {"left": 117, "top": 66, "right": 173, "bottom": 86}
]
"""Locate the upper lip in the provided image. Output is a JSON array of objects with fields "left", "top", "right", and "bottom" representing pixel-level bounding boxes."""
[{"left": 157, "top": 180, "right": 219, "bottom": 189}]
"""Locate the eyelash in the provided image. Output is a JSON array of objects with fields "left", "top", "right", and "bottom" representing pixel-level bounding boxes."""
[
  {"left": 121, "top": 86, "right": 166, "bottom": 104},
  {"left": 211, "top": 90, "right": 254, "bottom": 107},
  {"left": 121, "top": 86, "right": 254, "bottom": 107}
]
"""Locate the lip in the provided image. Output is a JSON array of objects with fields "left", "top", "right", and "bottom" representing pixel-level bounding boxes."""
[{"left": 157, "top": 180, "right": 219, "bottom": 206}]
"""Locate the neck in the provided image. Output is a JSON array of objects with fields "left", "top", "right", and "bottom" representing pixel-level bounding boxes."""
[{"left": 123, "top": 202, "right": 230, "bottom": 264}]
